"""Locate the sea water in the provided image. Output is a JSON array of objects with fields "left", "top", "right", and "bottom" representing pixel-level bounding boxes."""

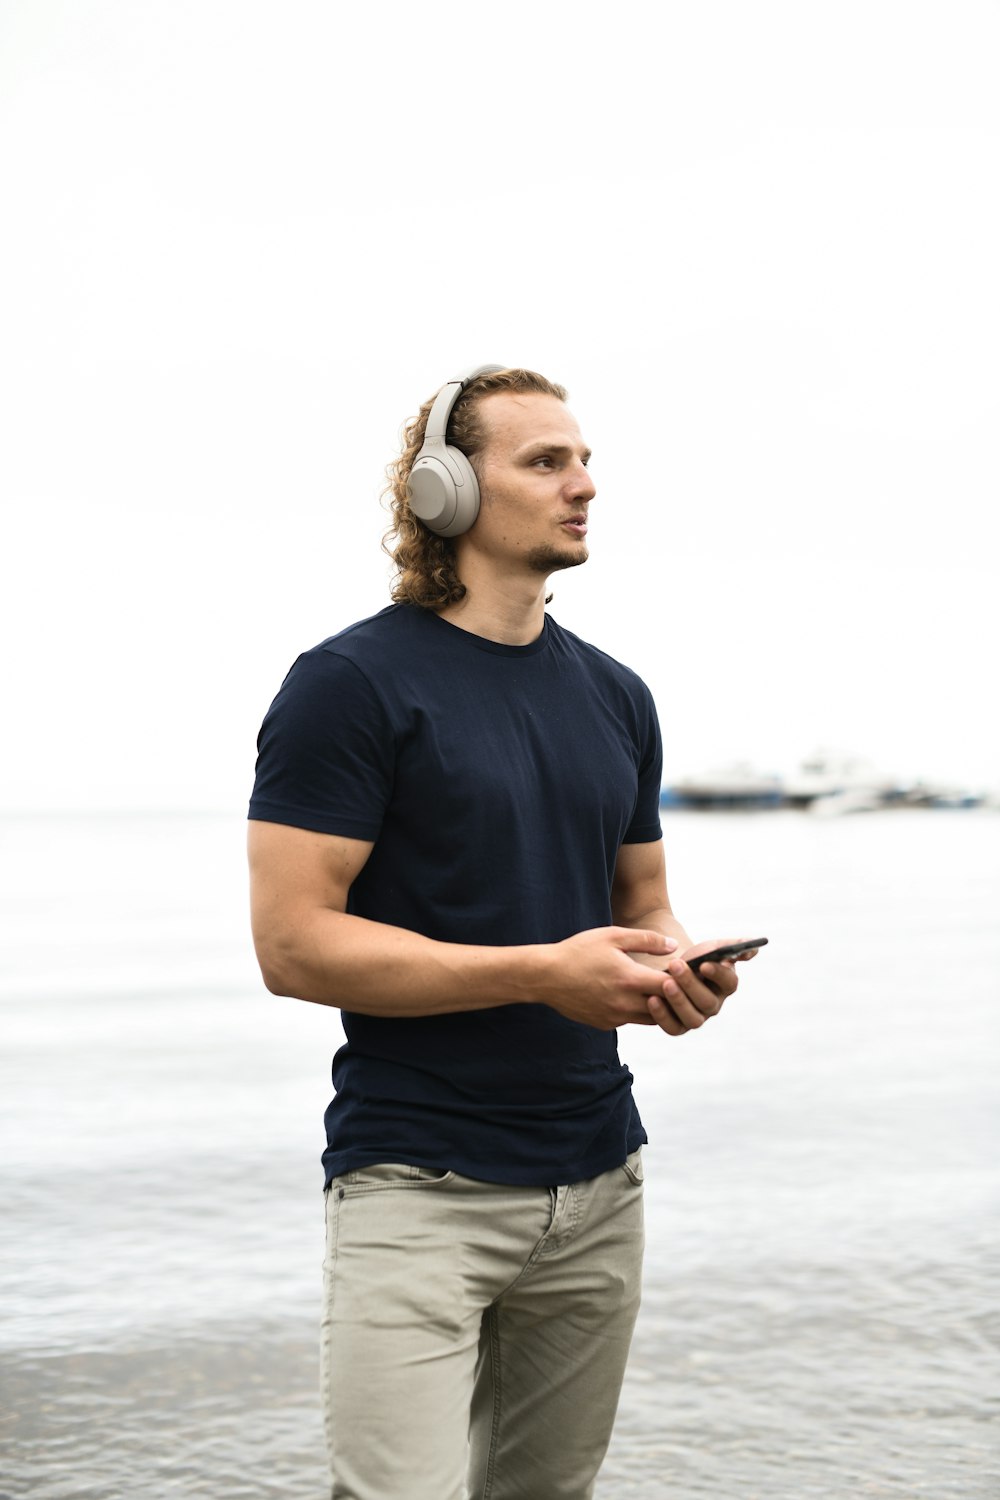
[{"left": 1, "top": 809, "right": 997, "bottom": 1498}]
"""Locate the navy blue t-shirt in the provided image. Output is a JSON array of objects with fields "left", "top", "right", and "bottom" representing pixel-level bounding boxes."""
[{"left": 249, "top": 604, "right": 664, "bottom": 1186}]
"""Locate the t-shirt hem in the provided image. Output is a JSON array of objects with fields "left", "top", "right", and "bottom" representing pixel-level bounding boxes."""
[
  {"left": 247, "top": 800, "right": 382, "bottom": 840},
  {"left": 621, "top": 824, "right": 663, "bottom": 844},
  {"left": 321, "top": 1125, "right": 649, "bottom": 1190}
]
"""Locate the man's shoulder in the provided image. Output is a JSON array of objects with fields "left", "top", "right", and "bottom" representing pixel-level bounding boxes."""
[
  {"left": 318, "top": 603, "right": 419, "bottom": 650},
  {"left": 548, "top": 617, "right": 653, "bottom": 698},
  {"left": 303, "top": 604, "right": 433, "bottom": 672},
  {"left": 267, "top": 606, "right": 435, "bottom": 712}
]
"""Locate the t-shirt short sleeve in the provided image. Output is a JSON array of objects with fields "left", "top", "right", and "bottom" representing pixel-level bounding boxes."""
[
  {"left": 248, "top": 647, "right": 394, "bottom": 840},
  {"left": 620, "top": 680, "right": 664, "bottom": 844}
]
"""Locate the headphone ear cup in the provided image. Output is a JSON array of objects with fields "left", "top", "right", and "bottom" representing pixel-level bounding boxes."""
[{"left": 407, "top": 445, "right": 481, "bottom": 538}]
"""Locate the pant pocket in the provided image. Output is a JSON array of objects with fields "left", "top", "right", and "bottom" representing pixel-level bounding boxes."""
[
  {"left": 343, "top": 1162, "right": 455, "bottom": 1191},
  {"left": 620, "top": 1147, "right": 644, "bottom": 1186}
]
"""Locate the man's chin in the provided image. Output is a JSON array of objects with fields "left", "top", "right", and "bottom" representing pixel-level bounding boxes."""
[{"left": 526, "top": 544, "right": 589, "bottom": 576}]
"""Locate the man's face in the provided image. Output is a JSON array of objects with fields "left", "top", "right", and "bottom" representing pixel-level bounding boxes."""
[{"left": 465, "top": 392, "right": 596, "bottom": 577}]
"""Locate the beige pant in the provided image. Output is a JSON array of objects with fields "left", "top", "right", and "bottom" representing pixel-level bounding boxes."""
[{"left": 320, "top": 1150, "right": 645, "bottom": 1500}]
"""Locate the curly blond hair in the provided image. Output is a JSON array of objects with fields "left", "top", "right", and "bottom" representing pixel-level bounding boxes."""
[{"left": 383, "top": 367, "right": 567, "bottom": 610}]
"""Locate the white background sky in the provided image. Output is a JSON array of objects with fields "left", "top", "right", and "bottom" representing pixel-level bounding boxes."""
[{"left": 1, "top": 0, "right": 997, "bottom": 812}]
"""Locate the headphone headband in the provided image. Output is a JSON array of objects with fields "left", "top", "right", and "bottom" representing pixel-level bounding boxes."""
[{"left": 423, "top": 363, "right": 508, "bottom": 444}]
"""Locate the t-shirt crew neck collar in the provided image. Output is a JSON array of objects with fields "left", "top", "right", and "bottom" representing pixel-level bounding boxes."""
[{"left": 424, "top": 608, "right": 552, "bottom": 658}]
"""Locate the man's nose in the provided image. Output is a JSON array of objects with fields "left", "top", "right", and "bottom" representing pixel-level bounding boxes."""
[{"left": 569, "top": 463, "right": 596, "bottom": 502}]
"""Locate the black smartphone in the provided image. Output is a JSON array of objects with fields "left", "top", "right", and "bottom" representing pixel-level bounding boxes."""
[{"left": 687, "top": 938, "right": 768, "bottom": 973}]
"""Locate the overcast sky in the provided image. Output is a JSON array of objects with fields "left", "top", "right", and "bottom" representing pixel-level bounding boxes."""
[{"left": 1, "top": 1, "right": 997, "bottom": 812}]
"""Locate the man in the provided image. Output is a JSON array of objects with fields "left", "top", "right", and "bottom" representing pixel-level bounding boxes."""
[{"left": 247, "top": 365, "right": 757, "bottom": 1500}]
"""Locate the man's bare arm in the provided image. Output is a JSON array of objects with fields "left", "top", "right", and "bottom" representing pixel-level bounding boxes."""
[{"left": 248, "top": 820, "right": 683, "bottom": 1030}]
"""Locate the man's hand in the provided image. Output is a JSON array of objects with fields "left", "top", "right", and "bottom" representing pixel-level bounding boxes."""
[
  {"left": 539, "top": 926, "right": 681, "bottom": 1030},
  {"left": 539, "top": 929, "right": 762, "bottom": 1036},
  {"left": 646, "top": 938, "right": 760, "bottom": 1036}
]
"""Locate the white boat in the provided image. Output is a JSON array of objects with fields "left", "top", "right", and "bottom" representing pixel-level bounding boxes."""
[
  {"left": 662, "top": 762, "right": 784, "bottom": 809},
  {"left": 784, "top": 750, "right": 900, "bottom": 811},
  {"left": 809, "top": 786, "right": 886, "bottom": 817}
]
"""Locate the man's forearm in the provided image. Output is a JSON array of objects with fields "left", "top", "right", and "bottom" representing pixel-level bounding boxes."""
[{"left": 255, "top": 905, "right": 549, "bottom": 1015}]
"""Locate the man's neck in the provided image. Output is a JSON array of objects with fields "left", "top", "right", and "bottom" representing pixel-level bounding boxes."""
[{"left": 436, "top": 569, "right": 549, "bottom": 646}]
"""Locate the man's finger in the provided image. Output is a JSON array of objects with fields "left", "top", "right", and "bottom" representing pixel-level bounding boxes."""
[{"left": 614, "top": 927, "right": 678, "bottom": 955}]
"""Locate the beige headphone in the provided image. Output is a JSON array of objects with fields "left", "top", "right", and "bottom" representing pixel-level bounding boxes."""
[{"left": 406, "top": 364, "right": 506, "bottom": 536}]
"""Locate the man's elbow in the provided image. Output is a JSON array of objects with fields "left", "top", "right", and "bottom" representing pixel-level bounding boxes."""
[
  {"left": 257, "top": 959, "right": 295, "bottom": 997},
  {"left": 252, "top": 931, "right": 308, "bottom": 999},
  {"left": 253, "top": 932, "right": 346, "bottom": 1008}
]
